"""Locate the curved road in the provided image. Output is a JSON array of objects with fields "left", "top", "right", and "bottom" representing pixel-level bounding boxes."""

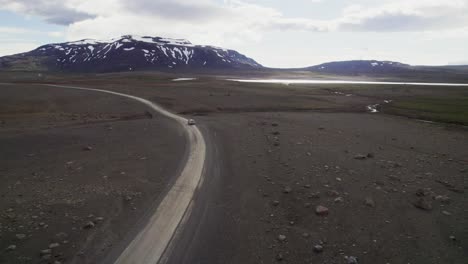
[{"left": 44, "top": 84, "right": 206, "bottom": 264}]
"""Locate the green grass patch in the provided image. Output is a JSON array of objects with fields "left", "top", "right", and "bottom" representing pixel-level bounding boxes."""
[{"left": 383, "top": 97, "right": 468, "bottom": 125}]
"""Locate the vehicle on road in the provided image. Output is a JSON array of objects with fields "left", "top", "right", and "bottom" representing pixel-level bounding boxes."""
[{"left": 187, "top": 119, "right": 196, "bottom": 125}]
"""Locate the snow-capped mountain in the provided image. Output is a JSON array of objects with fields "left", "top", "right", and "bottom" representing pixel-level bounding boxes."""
[
  {"left": 0, "top": 35, "right": 261, "bottom": 72},
  {"left": 307, "top": 60, "right": 410, "bottom": 74}
]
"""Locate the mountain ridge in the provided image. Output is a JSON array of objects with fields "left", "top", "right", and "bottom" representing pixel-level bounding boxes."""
[{"left": 0, "top": 35, "right": 261, "bottom": 72}]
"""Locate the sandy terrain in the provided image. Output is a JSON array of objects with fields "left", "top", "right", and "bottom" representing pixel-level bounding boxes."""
[
  {"left": 170, "top": 112, "right": 467, "bottom": 264},
  {"left": 0, "top": 75, "right": 467, "bottom": 264},
  {"left": 0, "top": 84, "right": 186, "bottom": 264}
]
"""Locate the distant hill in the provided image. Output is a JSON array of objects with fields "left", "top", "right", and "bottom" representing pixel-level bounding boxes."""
[
  {"left": 306, "top": 60, "right": 411, "bottom": 75},
  {"left": 0, "top": 35, "right": 261, "bottom": 73}
]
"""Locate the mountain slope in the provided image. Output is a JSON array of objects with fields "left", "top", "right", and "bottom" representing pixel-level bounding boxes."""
[
  {"left": 0, "top": 35, "right": 261, "bottom": 72},
  {"left": 307, "top": 60, "right": 411, "bottom": 75}
]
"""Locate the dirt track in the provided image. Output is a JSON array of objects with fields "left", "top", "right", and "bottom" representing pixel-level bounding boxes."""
[
  {"left": 1, "top": 78, "right": 467, "bottom": 264},
  {"left": 0, "top": 84, "right": 186, "bottom": 264},
  {"left": 167, "top": 111, "right": 467, "bottom": 264}
]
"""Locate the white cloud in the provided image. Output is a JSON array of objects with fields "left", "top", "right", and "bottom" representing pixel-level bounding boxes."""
[
  {"left": 1, "top": 0, "right": 467, "bottom": 66},
  {"left": 336, "top": 0, "right": 468, "bottom": 31},
  {"left": 3, "top": 0, "right": 467, "bottom": 37}
]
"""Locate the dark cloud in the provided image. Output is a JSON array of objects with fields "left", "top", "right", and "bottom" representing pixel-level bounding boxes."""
[{"left": 0, "top": 0, "right": 96, "bottom": 25}]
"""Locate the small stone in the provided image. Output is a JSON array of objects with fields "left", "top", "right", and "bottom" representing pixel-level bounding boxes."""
[
  {"left": 304, "top": 202, "right": 311, "bottom": 208},
  {"left": 449, "top": 235, "right": 456, "bottom": 241},
  {"left": 83, "top": 221, "right": 95, "bottom": 229},
  {"left": 367, "top": 153, "right": 375, "bottom": 158},
  {"left": 442, "top": 210, "right": 452, "bottom": 216},
  {"left": 434, "top": 195, "right": 451, "bottom": 204},
  {"left": 334, "top": 197, "right": 344, "bottom": 203},
  {"left": 40, "top": 249, "right": 52, "bottom": 255},
  {"left": 309, "top": 192, "right": 320, "bottom": 199},
  {"left": 49, "top": 243, "right": 60, "bottom": 249},
  {"left": 272, "top": 200, "right": 280, "bottom": 206},
  {"left": 313, "top": 244, "right": 323, "bottom": 253},
  {"left": 15, "top": 234, "right": 26, "bottom": 240},
  {"left": 346, "top": 256, "right": 359, "bottom": 264},
  {"left": 388, "top": 175, "right": 401, "bottom": 181},
  {"left": 354, "top": 155, "right": 367, "bottom": 160},
  {"left": 364, "top": 197, "right": 375, "bottom": 207},
  {"left": 41, "top": 254, "right": 52, "bottom": 260},
  {"left": 278, "top": 234, "right": 287, "bottom": 242},
  {"left": 55, "top": 232, "right": 68, "bottom": 239},
  {"left": 413, "top": 198, "right": 432, "bottom": 211},
  {"left": 6, "top": 245, "right": 16, "bottom": 251},
  {"left": 83, "top": 146, "right": 93, "bottom": 151},
  {"left": 302, "top": 232, "right": 310, "bottom": 238},
  {"left": 276, "top": 253, "right": 283, "bottom": 261},
  {"left": 327, "top": 190, "right": 340, "bottom": 197},
  {"left": 315, "top": 205, "right": 329, "bottom": 216},
  {"left": 415, "top": 188, "right": 431, "bottom": 197},
  {"left": 95, "top": 217, "right": 105, "bottom": 222},
  {"left": 283, "top": 187, "right": 292, "bottom": 194}
]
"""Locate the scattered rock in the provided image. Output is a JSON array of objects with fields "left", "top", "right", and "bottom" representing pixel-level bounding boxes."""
[
  {"left": 83, "top": 146, "right": 93, "bottom": 151},
  {"left": 15, "top": 234, "right": 26, "bottom": 240},
  {"left": 354, "top": 155, "right": 367, "bottom": 160},
  {"left": 49, "top": 243, "right": 60, "bottom": 249},
  {"left": 313, "top": 244, "right": 324, "bottom": 253},
  {"left": 334, "top": 197, "right": 344, "bottom": 203},
  {"left": 40, "top": 249, "right": 52, "bottom": 255},
  {"left": 388, "top": 175, "right": 401, "bottom": 181},
  {"left": 413, "top": 198, "right": 432, "bottom": 211},
  {"left": 83, "top": 221, "right": 95, "bottom": 229},
  {"left": 309, "top": 192, "right": 320, "bottom": 199},
  {"left": 416, "top": 188, "right": 431, "bottom": 197},
  {"left": 327, "top": 190, "right": 340, "bottom": 197},
  {"left": 442, "top": 210, "right": 452, "bottom": 216},
  {"left": 6, "top": 245, "right": 16, "bottom": 251},
  {"left": 346, "top": 256, "right": 359, "bottom": 264},
  {"left": 55, "top": 232, "right": 68, "bottom": 239},
  {"left": 434, "top": 195, "right": 451, "bottom": 204},
  {"left": 278, "top": 234, "right": 287, "bottom": 242},
  {"left": 283, "top": 186, "right": 292, "bottom": 194},
  {"left": 315, "top": 205, "right": 329, "bottom": 216},
  {"left": 364, "top": 197, "right": 375, "bottom": 207},
  {"left": 272, "top": 200, "right": 280, "bottom": 206},
  {"left": 276, "top": 253, "right": 283, "bottom": 261}
]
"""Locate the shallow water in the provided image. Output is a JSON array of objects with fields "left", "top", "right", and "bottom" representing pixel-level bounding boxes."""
[
  {"left": 173, "top": 78, "right": 197, "bottom": 82},
  {"left": 229, "top": 79, "right": 468, "bottom": 86}
]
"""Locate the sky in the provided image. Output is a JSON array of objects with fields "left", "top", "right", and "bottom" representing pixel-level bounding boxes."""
[{"left": 1, "top": 0, "right": 468, "bottom": 68}]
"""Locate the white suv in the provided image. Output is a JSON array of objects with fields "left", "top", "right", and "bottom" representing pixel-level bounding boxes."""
[{"left": 187, "top": 119, "right": 196, "bottom": 125}]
